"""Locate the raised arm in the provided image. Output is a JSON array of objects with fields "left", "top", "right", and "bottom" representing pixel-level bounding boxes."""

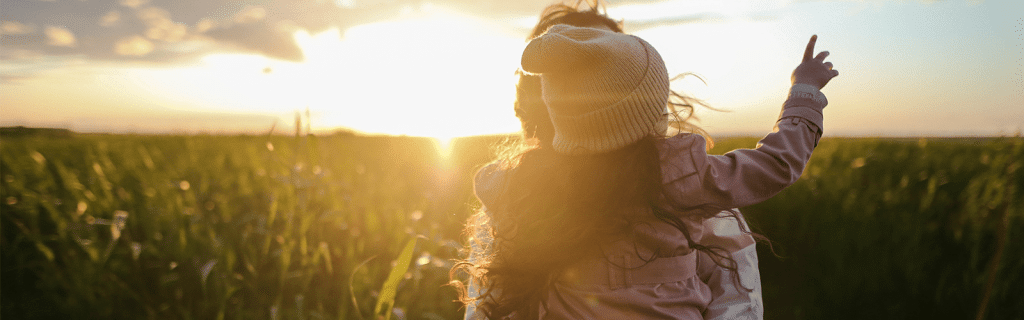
[{"left": 660, "top": 35, "right": 838, "bottom": 211}]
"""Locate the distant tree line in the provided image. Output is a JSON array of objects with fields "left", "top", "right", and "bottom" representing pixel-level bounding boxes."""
[{"left": 0, "top": 126, "right": 74, "bottom": 138}]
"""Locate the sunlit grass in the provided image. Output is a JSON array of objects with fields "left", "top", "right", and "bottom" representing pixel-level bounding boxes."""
[{"left": 1, "top": 131, "right": 1022, "bottom": 319}]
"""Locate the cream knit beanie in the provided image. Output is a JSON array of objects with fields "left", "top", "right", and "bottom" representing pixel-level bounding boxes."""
[{"left": 521, "top": 24, "right": 670, "bottom": 155}]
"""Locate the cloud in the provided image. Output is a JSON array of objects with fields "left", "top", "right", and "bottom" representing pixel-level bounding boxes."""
[
  {"left": 146, "top": 22, "right": 187, "bottom": 42},
  {"left": 0, "top": 48, "right": 44, "bottom": 60},
  {"left": 0, "top": 74, "right": 33, "bottom": 85},
  {"left": 194, "top": 18, "right": 215, "bottom": 33},
  {"left": 99, "top": 10, "right": 121, "bottom": 27},
  {"left": 204, "top": 21, "right": 304, "bottom": 61},
  {"left": 114, "top": 35, "right": 154, "bottom": 56},
  {"left": 138, "top": 8, "right": 187, "bottom": 41},
  {"left": 44, "top": 26, "right": 76, "bottom": 47},
  {"left": 0, "top": 1, "right": 414, "bottom": 64},
  {"left": 232, "top": 5, "right": 266, "bottom": 24},
  {"left": 137, "top": 6, "right": 172, "bottom": 26},
  {"left": 196, "top": 1, "right": 402, "bottom": 61},
  {"left": 1, "top": 21, "right": 34, "bottom": 34},
  {"left": 119, "top": 0, "right": 148, "bottom": 9},
  {"left": 0, "top": 0, "right": 741, "bottom": 67}
]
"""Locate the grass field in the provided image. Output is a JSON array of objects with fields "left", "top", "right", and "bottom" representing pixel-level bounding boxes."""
[{"left": 2, "top": 129, "right": 1022, "bottom": 319}]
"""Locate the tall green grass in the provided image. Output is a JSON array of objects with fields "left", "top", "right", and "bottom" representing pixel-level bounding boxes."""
[
  {"left": 2, "top": 132, "right": 1021, "bottom": 319},
  {"left": 719, "top": 137, "right": 1023, "bottom": 319},
  {"left": 1, "top": 132, "right": 494, "bottom": 319}
]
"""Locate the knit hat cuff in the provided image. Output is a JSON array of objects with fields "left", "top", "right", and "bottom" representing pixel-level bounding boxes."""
[{"left": 550, "top": 87, "right": 669, "bottom": 155}]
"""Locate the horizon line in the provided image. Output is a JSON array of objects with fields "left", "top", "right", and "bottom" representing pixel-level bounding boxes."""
[{"left": 2, "top": 125, "right": 1021, "bottom": 139}]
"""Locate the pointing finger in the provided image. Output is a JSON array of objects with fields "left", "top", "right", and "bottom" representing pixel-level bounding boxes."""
[{"left": 803, "top": 35, "right": 817, "bottom": 62}]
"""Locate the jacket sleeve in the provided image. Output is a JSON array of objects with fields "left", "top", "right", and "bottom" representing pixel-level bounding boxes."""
[{"left": 661, "top": 84, "right": 826, "bottom": 211}]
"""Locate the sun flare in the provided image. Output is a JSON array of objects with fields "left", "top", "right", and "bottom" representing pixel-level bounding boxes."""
[
  {"left": 120, "top": 6, "right": 526, "bottom": 138},
  {"left": 290, "top": 7, "right": 525, "bottom": 140}
]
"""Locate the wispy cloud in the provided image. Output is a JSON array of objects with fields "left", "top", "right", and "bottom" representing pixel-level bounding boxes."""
[
  {"left": 232, "top": 5, "right": 266, "bottom": 24},
  {"left": 99, "top": 10, "right": 121, "bottom": 27},
  {"left": 1, "top": 21, "right": 34, "bottom": 34},
  {"left": 119, "top": 0, "right": 148, "bottom": 9},
  {"left": 204, "top": 21, "right": 305, "bottom": 61},
  {"left": 44, "top": 26, "right": 76, "bottom": 47},
  {"left": 137, "top": 6, "right": 188, "bottom": 42},
  {"left": 0, "top": 74, "right": 33, "bottom": 85},
  {"left": 0, "top": 0, "right": 807, "bottom": 67},
  {"left": 114, "top": 35, "right": 154, "bottom": 56}
]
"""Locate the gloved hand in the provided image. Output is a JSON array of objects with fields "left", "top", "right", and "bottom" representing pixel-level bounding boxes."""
[{"left": 791, "top": 35, "right": 839, "bottom": 90}]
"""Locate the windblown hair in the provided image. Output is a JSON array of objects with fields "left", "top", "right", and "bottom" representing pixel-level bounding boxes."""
[{"left": 450, "top": 1, "right": 749, "bottom": 319}]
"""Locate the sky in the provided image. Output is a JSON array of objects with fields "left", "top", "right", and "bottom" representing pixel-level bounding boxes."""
[{"left": 1, "top": 0, "right": 1022, "bottom": 139}]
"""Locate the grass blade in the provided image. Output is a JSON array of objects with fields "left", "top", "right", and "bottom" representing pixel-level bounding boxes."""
[
  {"left": 348, "top": 255, "right": 377, "bottom": 320},
  {"left": 373, "top": 237, "right": 417, "bottom": 320}
]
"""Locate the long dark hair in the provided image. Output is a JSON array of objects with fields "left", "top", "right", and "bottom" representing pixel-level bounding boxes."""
[{"left": 450, "top": 1, "right": 747, "bottom": 318}]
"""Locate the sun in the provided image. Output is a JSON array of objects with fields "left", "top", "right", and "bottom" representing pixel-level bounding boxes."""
[
  {"left": 288, "top": 6, "right": 526, "bottom": 140},
  {"left": 433, "top": 135, "right": 456, "bottom": 159},
  {"left": 123, "top": 5, "right": 526, "bottom": 138}
]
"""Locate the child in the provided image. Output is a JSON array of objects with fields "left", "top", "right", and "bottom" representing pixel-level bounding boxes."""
[
  {"left": 510, "top": 4, "right": 767, "bottom": 318},
  {"left": 455, "top": 25, "right": 837, "bottom": 319}
]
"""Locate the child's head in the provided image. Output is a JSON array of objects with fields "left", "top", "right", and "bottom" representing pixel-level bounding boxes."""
[
  {"left": 515, "top": 1, "right": 621, "bottom": 149},
  {"left": 521, "top": 25, "right": 670, "bottom": 155}
]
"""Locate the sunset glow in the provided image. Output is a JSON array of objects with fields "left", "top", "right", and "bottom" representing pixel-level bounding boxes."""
[
  {"left": 1, "top": 0, "right": 1021, "bottom": 137},
  {"left": 300, "top": 8, "right": 525, "bottom": 138},
  {"left": 107, "top": 6, "right": 527, "bottom": 138}
]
